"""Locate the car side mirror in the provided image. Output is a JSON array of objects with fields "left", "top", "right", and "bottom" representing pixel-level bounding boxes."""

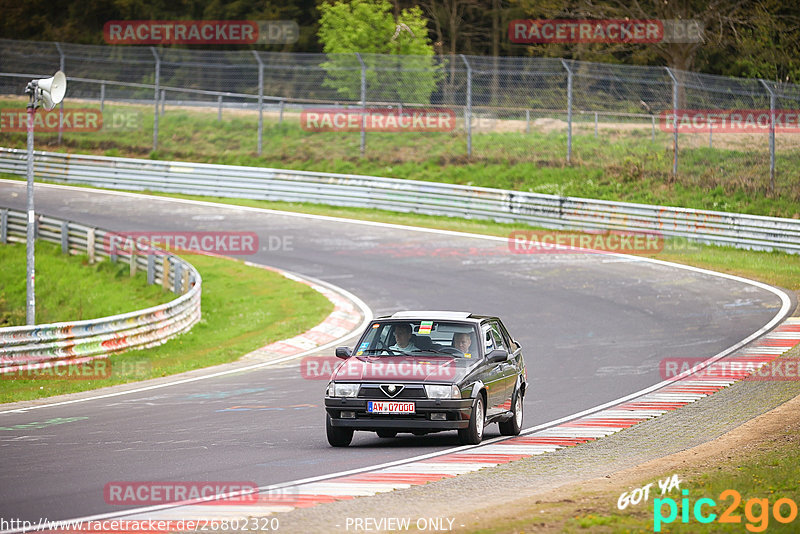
[
  {"left": 335, "top": 346, "right": 352, "bottom": 359},
  {"left": 487, "top": 348, "right": 508, "bottom": 363}
]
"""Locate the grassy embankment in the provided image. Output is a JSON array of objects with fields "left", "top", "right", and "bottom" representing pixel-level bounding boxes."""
[{"left": 0, "top": 240, "right": 332, "bottom": 403}]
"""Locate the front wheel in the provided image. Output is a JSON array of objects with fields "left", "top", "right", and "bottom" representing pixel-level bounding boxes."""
[
  {"left": 498, "top": 390, "right": 523, "bottom": 436},
  {"left": 458, "top": 395, "right": 485, "bottom": 445},
  {"left": 326, "top": 414, "right": 353, "bottom": 447}
]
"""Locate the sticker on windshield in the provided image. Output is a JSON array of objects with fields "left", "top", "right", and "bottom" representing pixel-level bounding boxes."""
[
  {"left": 419, "top": 321, "right": 433, "bottom": 335},
  {"left": 372, "top": 323, "right": 380, "bottom": 328},
  {"left": 359, "top": 342, "right": 369, "bottom": 349},
  {"left": 356, "top": 351, "right": 363, "bottom": 356},
  {"left": 464, "top": 353, "right": 472, "bottom": 358}
]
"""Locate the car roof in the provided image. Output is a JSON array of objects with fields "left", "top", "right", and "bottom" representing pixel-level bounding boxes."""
[{"left": 378, "top": 311, "right": 496, "bottom": 323}]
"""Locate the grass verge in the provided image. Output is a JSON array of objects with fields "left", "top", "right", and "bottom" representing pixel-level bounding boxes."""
[
  {"left": 0, "top": 98, "right": 797, "bottom": 218},
  {"left": 0, "top": 243, "right": 333, "bottom": 403}
]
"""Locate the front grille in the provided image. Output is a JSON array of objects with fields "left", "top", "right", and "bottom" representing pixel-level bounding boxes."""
[{"left": 357, "top": 384, "right": 427, "bottom": 399}]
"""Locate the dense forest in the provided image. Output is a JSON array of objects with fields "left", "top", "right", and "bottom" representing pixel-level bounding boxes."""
[{"left": 0, "top": 0, "right": 798, "bottom": 81}]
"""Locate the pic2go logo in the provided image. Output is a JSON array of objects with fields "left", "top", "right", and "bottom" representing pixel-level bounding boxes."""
[{"left": 654, "top": 489, "right": 799, "bottom": 532}]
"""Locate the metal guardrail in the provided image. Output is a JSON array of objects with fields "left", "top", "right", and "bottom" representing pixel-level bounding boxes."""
[
  {"left": 0, "top": 206, "right": 202, "bottom": 371},
  {"left": 0, "top": 147, "right": 798, "bottom": 254}
]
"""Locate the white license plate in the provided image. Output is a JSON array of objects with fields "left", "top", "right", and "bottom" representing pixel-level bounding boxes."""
[{"left": 367, "top": 401, "right": 415, "bottom": 414}]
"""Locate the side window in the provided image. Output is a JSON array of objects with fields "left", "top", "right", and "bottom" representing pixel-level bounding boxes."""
[
  {"left": 489, "top": 322, "right": 507, "bottom": 351},
  {"left": 482, "top": 327, "right": 495, "bottom": 354}
]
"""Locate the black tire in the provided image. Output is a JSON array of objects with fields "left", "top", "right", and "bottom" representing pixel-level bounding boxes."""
[
  {"left": 458, "top": 394, "right": 485, "bottom": 445},
  {"left": 498, "top": 389, "right": 523, "bottom": 436},
  {"left": 326, "top": 414, "right": 353, "bottom": 447},
  {"left": 376, "top": 430, "right": 397, "bottom": 438}
]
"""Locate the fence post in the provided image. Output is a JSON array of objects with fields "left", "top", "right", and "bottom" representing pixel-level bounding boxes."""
[
  {"left": 561, "top": 59, "right": 573, "bottom": 164},
  {"left": 594, "top": 112, "right": 598, "bottom": 138},
  {"left": 665, "top": 67, "right": 679, "bottom": 178},
  {"left": 461, "top": 55, "right": 472, "bottom": 158},
  {"left": 525, "top": 110, "right": 530, "bottom": 134},
  {"left": 356, "top": 53, "right": 366, "bottom": 157},
  {"left": 147, "top": 254, "right": 155, "bottom": 285},
  {"left": 53, "top": 42, "right": 66, "bottom": 145},
  {"left": 87, "top": 228, "right": 96, "bottom": 263},
  {"left": 759, "top": 79, "right": 776, "bottom": 195},
  {"left": 100, "top": 82, "right": 105, "bottom": 113},
  {"left": 61, "top": 220, "right": 68, "bottom": 254},
  {"left": 0, "top": 209, "right": 6, "bottom": 244},
  {"left": 709, "top": 123, "right": 713, "bottom": 148},
  {"left": 160, "top": 90, "right": 166, "bottom": 115},
  {"left": 217, "top": 95, "right": 223, "bottom": 121},
  {"left": 252, "top": 50, "right": 264, "bottom": 155},
  {"left": 651, "top": 115, "right": 656, "bottom": 142},
  {"left": 279, "top": 100, "right": 285, "bottom": 124},
  {"left": 130, "top": 253, "right": 137, "bottom": 277},
  {"left": 150, "top": 47, "right": 160, "bottom": 151}
]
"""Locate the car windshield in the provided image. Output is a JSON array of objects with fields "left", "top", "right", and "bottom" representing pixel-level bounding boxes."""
[{"left": 356, "top": 320, "right": 479, "bottom": 359}]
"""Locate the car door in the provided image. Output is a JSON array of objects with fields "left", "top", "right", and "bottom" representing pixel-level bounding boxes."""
[
  {"left": 480, "top": 324, "right": 506, "bottom": 418},
  {"left": 488, "top": 320, "right": 515, "bottom": 412}
]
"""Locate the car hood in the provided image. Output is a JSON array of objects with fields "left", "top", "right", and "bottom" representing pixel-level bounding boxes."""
[{"left": 331, "top": 355, "right": 474, "bottom": 383}]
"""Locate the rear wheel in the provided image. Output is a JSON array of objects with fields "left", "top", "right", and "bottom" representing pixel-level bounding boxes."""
[
  {"left": 458, "top": 395, "right": 485, "bottom": 445},
  {"left": 498, "top": 390, "right": 523, "bottom": 436},
  {"left": 376, "top": 430, "right": 397, "bottom": 438},
  {"left": 326, "top": 414, "right": 353, "bottom": 447}
]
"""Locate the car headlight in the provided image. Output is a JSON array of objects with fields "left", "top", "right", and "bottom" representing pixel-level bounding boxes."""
[
  {"left": 425, "top": 384, "right": 461, "bottom": 399},
  {"left": 327, "top": 382, "right": 360, "bottom": 398}
]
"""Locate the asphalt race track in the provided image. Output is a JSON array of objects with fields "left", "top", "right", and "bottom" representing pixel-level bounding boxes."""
[{"left": 0, "top": 181, "right": 787, "bottom": 524}]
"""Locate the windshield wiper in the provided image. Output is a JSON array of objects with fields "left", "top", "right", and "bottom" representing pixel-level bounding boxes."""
[
  {"left": 362, "top": 348, "right": 406, "bottom": 355},
  {"left": 411, "top": 348, "right": 449, "bottom": 355}
]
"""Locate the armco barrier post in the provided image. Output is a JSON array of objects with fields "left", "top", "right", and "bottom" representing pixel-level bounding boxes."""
[
  {"left": 252, "top": 50, "right": 264, "bottom": 155},
  {"left": 61, "top": 220, "right": 68, "bottom": 253},
  {"left": 162, "top": 256, "right": 171, "bottom": 290},
  {"left": 1, "top": 209, "right": 7, "bottom": 244},
  {"left": 561, "top": 59, "right": 573, "bottom": 164},
  {"left": 150, "top": 47, "right": 160, "bottom": 152},
  {"left": 130, "top": 253, "right": 137, "bottom": 277},
  {"left": 461, "top": 54, "right": 472, "bottom": 158},
  {"left": 147, "top": 254, "right": 155, "bottom": 285},
  {"left": 87, "top": 228, "right": 95, "bottom": 263},
  {"left": 174, "top": 261, "right": 183, "bottom": 294},
  {"left": 759, "top": 79, "right": 776, "bottom": 195}
]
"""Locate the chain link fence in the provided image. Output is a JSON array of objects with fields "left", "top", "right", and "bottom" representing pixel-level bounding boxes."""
[{"left": 1, "top": 38, "right": 798, "bottom": 198}]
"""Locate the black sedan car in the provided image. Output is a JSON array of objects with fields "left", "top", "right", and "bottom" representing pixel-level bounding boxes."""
[{"left": 325, "top": 311, "right": 527, "bottom": 446}]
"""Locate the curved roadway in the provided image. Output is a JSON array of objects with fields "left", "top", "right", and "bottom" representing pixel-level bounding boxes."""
[{"left": 0, "top": 181, "right": 787, "bottom": 523}]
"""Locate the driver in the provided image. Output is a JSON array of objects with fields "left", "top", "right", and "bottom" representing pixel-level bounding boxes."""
[
  {"left": 453, "top": 332, "right": 472, "bottom": 355},
  {"left": 389, "top": 323, "right": 418, "bottom": 354}
]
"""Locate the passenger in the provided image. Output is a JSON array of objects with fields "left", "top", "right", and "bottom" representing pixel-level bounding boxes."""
[{"left": 390, "top": 323, "right": 418, "bottom": 354}]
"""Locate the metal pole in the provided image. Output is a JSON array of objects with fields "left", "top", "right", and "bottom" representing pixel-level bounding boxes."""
[
  {"left": 759, "top": 79, "right": 776, "bottom": 195},
  {"left": 561, "top": 59, "right": 573, "bottom": 164},
  {"left": 150, "top": 47, "right": 160, "bottom": 151},
  {"left": 252, "top": 50, "right": 264, "bottom": 155},
  {"left": 461, "top": 55, "right": 472, "bottom": 158},
  {"left": 217, "top": 95, "right": 223, "bottom": 121},
  {"left": 525, "top": 109, "right": 530, "bottom": 134},
  {"left": 279, "top": 100, "right": 285, "bottom": 124},
  {"left": 709, "top": 123, "right": 712, "bottom": 148},
  {"left": 25, "top": 93, "right": 36, "bottom": 324},
  {"left": 100, "top": 82, "right": 105, "bottom": 113},
  {"left": 356, "top": 53, "right": 366, "bottom": 157},
  {"left": 665, "top": 67, "right": 679, "bottom": 177},
  {"left": 55, "top": 42, "right": 65, "bottom": 145},
  {"left": 651, "top": 115, "right": 655, "bottom": 142},
  {"left": 160, "top": 90, "right": 165, "bottom": 115},
  {"left": 594, "top": 112, "right": 598, "bottom": 138}
]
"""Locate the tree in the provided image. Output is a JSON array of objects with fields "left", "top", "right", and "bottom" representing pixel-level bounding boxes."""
[{"left": 318, "top": 0, "right": 441, "bottom": 104}]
